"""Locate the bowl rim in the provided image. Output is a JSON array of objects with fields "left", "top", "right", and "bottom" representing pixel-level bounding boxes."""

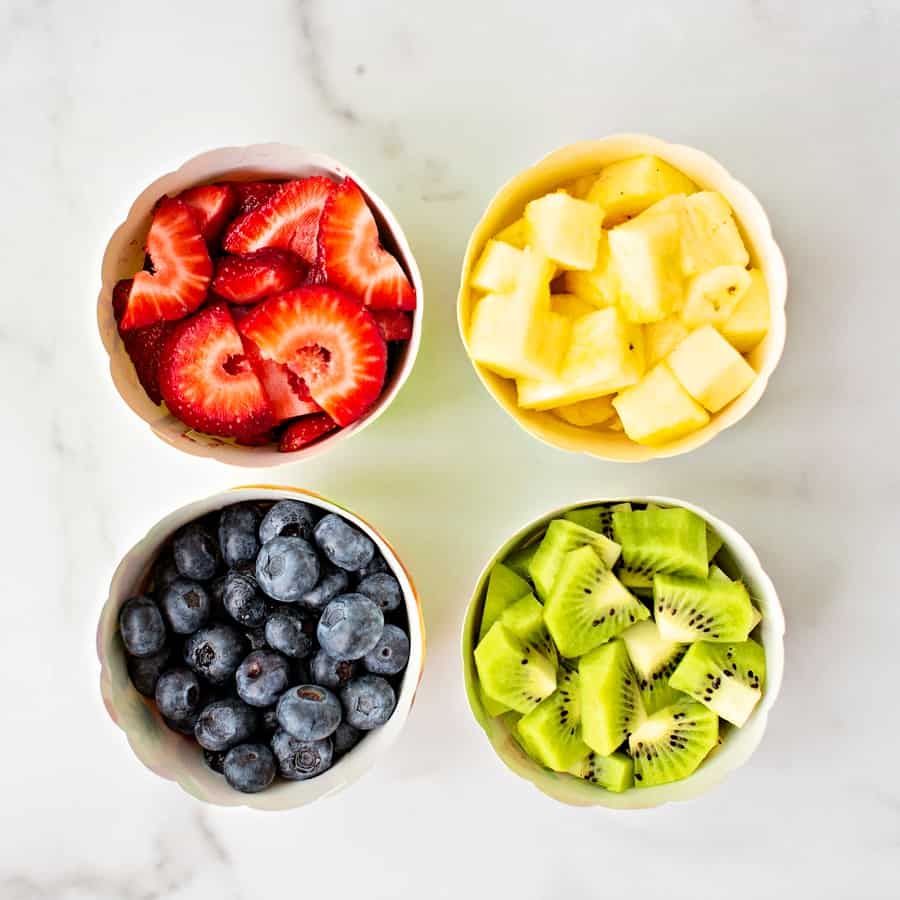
[
  {"left": 460, "top": 495, "right": 785, "bottom": 809},
  {"left": 456, "top": 133, "right": 788, "bottom": 462},
  {"left": 97, "top": 143, "right": 424, "bottom": 468},
  {"left": 98, "top": 484, "right": 425, "bottom": 810}
]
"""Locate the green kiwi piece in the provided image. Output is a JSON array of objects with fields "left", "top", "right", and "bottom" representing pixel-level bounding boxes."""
[
  {"left": 579, "top": 639, "right": 646, "bottom": 756},
  {"left": 474, "top": 622, "right": 557, "bottom": 714},
  {"left": 544, "top": 546, "right": 649, "bottom": 658},
  {"left": 501, "top": 593, "right": 558, "bottom": 664},
  {"left": 612, "top": 507, "right": 708, "bottom": 581},
  {"left": 528, "top": 519, "right": 621, "bottom": 601},
  {"left": 480, "top": 563, "right": 532, "bottom": 640},
  {"left": 653, "top": 573, "right": 754, "bottom": 643},
  {"left": 563, "top": 502, "right": 632, "bottom": 539},
  {"left": 504, "top": 539, "right": 540, "bottom": 581},
  {"left": 706, "top": 525, "right": 724, "bottom": 561},
  {"left": 480, "top": 686, "right": 509, "bottom": 718},
  {"left": 628, "top": 699, "right": 719, "bottom": 787},
  {"left": 708, "top": 566, "right": 763, "bottom": 631},
  {"left": 669, "top": 639, "right": 766, "bottom": 727},
  {"left": 621, "top": 619, "right": 687, "bottom": 714},
  {"left": 517, "top": 669, "right": 588, "bottom": 771},
  {"left": 567, "top": 749, "right": 634, "bottom": 792}
]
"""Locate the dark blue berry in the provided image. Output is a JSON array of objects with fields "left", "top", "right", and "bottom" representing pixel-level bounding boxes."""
[
  {"left": 222, "top": 570, "right": 267, "bottom": 627},
  {"left": 119, "top": 595, "right": 167, "bottom": 658},
  {"left": 265, "top": 608, "right": 315, "bottom": 658},
  {"left": 259, "top": 500, "right": 318, "bottom": 543},
  {"left": 173, "top": 523, "right": 220, "bottom": 580},
  {"left": 317, "top": 594, "right": 384, "bottom": 661},
  {"left": 195, "top": 698, "right": 258, "bottom": 751},
  {"left": 299, "top": 566, "right": 349, "bottom": 611},
  {"left": 224, "top": 743, "right": 276, "bottom": 793},
  {"left": 127, "top": 644, "right": 171, "bottom": 697},
  {"left": 256, "top": 536, "right": 320, "bottom": 603},
  {"left": 160, "top": 578, "right": 211, "bottom": 634},
  {"left": 218, "top": 503, "right": 261, "bottom": 568},
  {"left": 332, "top": 721, "right": 362, "bottom": 757},
  {"left": 271, "top": 730, "right": 333, "bottom": 780},
  {"left": 209, "top": 575, "right": 227, "bottom": 618},
  {"left": 236, "top": 649, "right": 291, "bottom": 707},
  {"left": 313, "top": 514, "right": 375, "bottom": 571},
  {"left": 259, "top": 706, "right": 279, "bottom": 738},
  {"left": 152, "top": 551, "right": 181, "bottom": 592},
  {"left": 244, "top": 627, "right": 268, "bottom": 651},
  {"left": 356, "top": 572, "right": 403, "bottom": 613},
  {"left": 203, "top": 748, "right": 227, "bottom": 773},
  {"left": 357, "top": 553, "right": 388, "bottom": 579},
  {"left": 341, "top": 675, "right": 396, "bottom": 730},
  {"left": 363, "top": 624, "right": 410, "bottom": 676},
  {"left": 155, "top": 667, "right": 202, "bottom": 722},
  {"left": 164, "top": 711, "right": 200, "bottom": 735},
  {"left": 277, "top": 685, "right": 342, "bottom": 740},
  {"left": 183, "top": 624, "right": 247, "bottom": 685},
  {"left": 309, "top": 650, "right": 356, "bottom": 691}
]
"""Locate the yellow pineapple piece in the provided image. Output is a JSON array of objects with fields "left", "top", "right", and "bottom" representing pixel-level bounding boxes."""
[
  {"left": 645, "top": 315, "right": 691, "bottom": 368},
  {"left": 494, "top": 218, "right": 530, "bottom": 249},
  {"left": 721, "top": 269, "right": 770, "bottom": 352},
  {"left": 680, "top": 265, "right": 752, "bottom": 328},
  {"left": 681, "top": 192, "right": 749, "bottom": 275},
  {"left": 667, "top": 325, "right": 756, "bottom": 413},
  {"left": 525, "top": 192, "right": 604, "bottom": 271},
  {"left": 586, "top": 155, "right": 697, "bottom": 225},
  {"left": 565, "top": 173, "right": 599, "bottom": 199},
  {"left": 470, "top": 240, "right": 526, "bottom": 294},
  {"left": 607, "top": 414, "right": 625, "bottom": 432},
  {"left": 612, "top": 363, "right": 710, "bottom": 445},
  {"left": 561, "top": 230, "right": 620, "bottom": 308},
  {"left": 552, "top": 395, "right": 616, "bottom": 427},
  {"left": 551, "top": 293, "right": 596, "bottom": 320}
]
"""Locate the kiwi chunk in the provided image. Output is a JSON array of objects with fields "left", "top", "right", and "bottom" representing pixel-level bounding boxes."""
[
  {"left": 504, "top": 541, "right": 539, "bottom": 581},
  {"left": 580, "top": 639, "right": 645, "bottom": 756},
  {"left": 612, "top": 507, "right": 708, "bottom": 582},
  {"left": 621, "top": 619, "right": 687, "bottom": 713},
  {"left": 629, "top": 700, "right": 719, "bottom": 787},
  {"left": 708, "top": 566, "right": 763, "bottom": 631},
  {"left": 474, "top": 622, "right": 557, "bottom": 714},
  {"left": 654, "top": 573, "right": 754, "bottom": 643},
  {"left": 480, "top": 563, "right": 531, "bottom": 639},
  {"left": 544, "top": 546, "right": 649, "bottom": 657},
  {"left": 528, "top": 519, "right": 621, "bottom": 601},
  {"left": 563, "top": 502, "right": 632, "bottom": 540},
  {"left": 517, "top": 669, "right": 588, "bottom": 771},
  {"left": 567, "top": 749, "right": 634, "bottom": 792},
  {"left": 706, "top": 525, "right": 724, "bottom": 562},
  {"left": 501, "top": 593, "right": 558, "bottom": 664},
  {"left": 669, "top": 639, "right": 766, "bottom": 726}
]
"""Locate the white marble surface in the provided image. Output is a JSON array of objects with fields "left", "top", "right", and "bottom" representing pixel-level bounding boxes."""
[{"left": 2, "top": 0, "right": 899, "bottom": 896}]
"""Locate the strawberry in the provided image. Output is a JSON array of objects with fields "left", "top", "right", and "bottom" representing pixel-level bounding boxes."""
[
  {"left": 316, "top": 178, "right": 416, "bottom": 311},
  {"left": 233, "top": 181, "right": 282, "bottom": 216},
  {"left": 222, "top": 176, "right": 335, "bottom": 265},
  {"left": 238, "top": 287, "right": 387, "bottom": 427},
  {"left": 176, "top": 184, "right": 237, "bottom": 244},
  {"left": 119, "top": 198, "right": 212, "bottom": 330},
  {"left": 112, "top": 279, "right": 170, "bottom": 404},
  {"left": 236, "top": 430, "right": 277, "bottom": 447},
  {"left": 159, "top": 302, "right": 275, "bottom": 439},
  {"left": 211, "top": 248, "right": 307, "bottom": 304},
  {"left": 279, "top": 414, "right": 338, "bottom": 452},
  {"left": 241, "top": 337, "right": 322, "bottom": 422},
  {"left": 371, "top": 309, "right": 413, "bottom": 342}
]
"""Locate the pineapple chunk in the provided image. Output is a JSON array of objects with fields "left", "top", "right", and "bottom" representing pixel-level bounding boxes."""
[
  {"left": 561, "top": 230, "right": 620, "bottom": 308},
  {"left": 667, "top": 325, "right": 756, "bottom": 412},
  {"left": 565, "top": 173, "right": 599, "bottom": 199},
  {"left": 551, "top": 293, "right": 596, "bottom": 320},
  {"left": 680, "top": 265, "right": 752, "bottom": 328},
  {"left": 612, "top": 363, "right": 710, "bottom": 445},
  {"left": 721, "top": 268, "right": 770, "bottom": 352},
  {"left": 586, "top": 155, "right": 697, "bottom": 225},
  {"left": 517, "top": 307, "right": 644, "bottom": 409},
  {"left": 681, "top": 192, "right": 749, "bottom": 275},
  {"left": 471, "top": 240, "right": 526, "bottom": 294},
  {"left": 552, "top": 395, "right": 616, "bottom": 427},
  {"left": 494, "top": 218, "right": 530, "bottom": 249},
  {"left": 525, "top": 192, "right": 604, "bottom": 271},
  {"left": 645, "top": 315, "right": 691, "bottom": 368}
]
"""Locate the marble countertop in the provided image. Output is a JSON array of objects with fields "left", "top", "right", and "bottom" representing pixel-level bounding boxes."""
[{"left": 3, "top": 0, "right": 899, "bottom": 897}]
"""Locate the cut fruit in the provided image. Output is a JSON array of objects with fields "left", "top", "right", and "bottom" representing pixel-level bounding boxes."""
[
  {"left": 504, "top": 541, "right": 539, "bottom": 581},
  {"left": 233, "top": 181, "right": 281, "bottom": 216},
  {"left": 621, "top": 619, "right": 686, "bottom": 714},
  {"left": 669, "top": 639, "right": 766, "bottom": 727},
  {"left": 494, "top": 218, "right": 530, "bottom": 249},
  {"left": 680, "top": 191, "right": 749, "bottom": 276},
  {"left": 644, "top": 315, "right": 691, "bottom": 368},
  {"left": 471, "top": 240, "right": 526, "bottom": 293},
  {"left": 653, "top": 573, "right": 754, "bottom": 643},
  {"left": 749, "top": 605, "right": 762, "bottom": 630},
  {"left": 579, "top": 639, "right": 645, "bottom": 756},
  {"left": 552, "top": 395, "right": 616, "bottom": 428},
  {"left": 612, "top": 363, "right": 710, "bottom": 446},
  {"left": 501, "top": 593, "right": 558, "bottom": 664},
  {"left": 680, "top": 265, "right": 752, "bottom": 329},
  {"left": 244, "top": 348, "right": 321, "bottom": 422},
  {"left": 550, "top": 293, "right": 597, "bottom": 320},
  {"left": 480, "top": 687, "right": 509, "bottom": 718},
  {"left": 370, "top": 309, "right": 413, "bottom": 342},
  {"left": 564, "top": 173, "right": 599, "bottom": 200},
  {"left": 524, "top": 192, "right": 604, "bottom": 271},
  {"left": 667, "top": 325, "right": 756, "bottom": 413},
  {"left": 517, "top": 669, "right": 587, "bottom": 771},
  {"left": 480, "top": 563, "right": 532, "bottom": 640},
  {"left": 567, "top": 749, "right": 634, "bottom": 792},
  {"left": 474, "top": 622, "right": 557, "bottom": 714},
  {"left": 528, "top": 519, "right": 621, "bottom": 601},
  {"left": 708, "top": 564, "right": 730, "bottom": 582},
  {"left": 561, "top": 231, "right": 620, "bottom": 307},
  {"left": 278, "top": 413, "right": 338, "bottom": 451},
  {"left": 211, "top": 248, "right": 307, "bottom": 304},
  {"left": 720, "top": 268, "right": 770, "bottom": 353},
  {"left": 564, "top": 502, "right": 631, "bottom": 539},
  {"left": 176, "top": 183, "right": 238, "bottom": 244},
  {"left": 629, "top": 699, "right": 718, "bottom": 787},
  {"left": 706, "top": 527, "right": 724, "bottom": 562},
  {"left": 544, "top": 546, "right": 649, "bottom": 657}
]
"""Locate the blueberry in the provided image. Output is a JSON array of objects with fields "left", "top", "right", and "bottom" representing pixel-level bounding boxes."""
[
  {"left": 265, "top": 609, "right": 315, "bottom": 659},
  {"left": 259, "top": 706, "right": 279, "bottom": 738},
  {"left": 235, "top": 649, "right": 291, "bottom": 707},
  {"left": 152, "top": 551, "right": 181, "bottom": 592},
  {"left": 299, "top": 566, "right": 349, "bottom": 611},
  {"left": 221, "top": 570, "right": 267, "bottom": 627},
  {"left": 155, "top": 667, "right": 202, "bottom": 722},
  {"left": 317, "top": 594, "right": 384, "bottom": 661},
  {"left": 340, "top": 675, "right": 396, "bottom": 730},
  {"left": 119, "top": 595, "right": 167, "bottom": 658},
  {"left": 363, "top": 625, "right": 410, "bottom": 676},
  {"left": 195, "top": 698, "right": 258, "bottom": 751},
  {"left": 255, "top": 537, "right": 320, "bottom": 603},
  {"left": 244, "top": 627, "right": 268, "bottom": 651},
  {"left": 356, "top": 573, "right": 403, "bottom": 613},
  {"left": 173, "top": 523, "right": 220, "bottom": 581},
  {"left": 357, "top": 553, "right": 388, "bottom": 579},
  {"left": 218, "top": 503, "right": 261, "bottom": 569},
  {"left": 164, "top": 711, "right": 200, "bottom": 735},
  {"left": 332, "top": 721, "right": 362, "bottom": 757},
  {"left": 127, "top": 644, "right": 171, "bottom": 697},
  {"left": 309, "top": 650, "right": 357, "bottom": 691},
  {"left": 159, "top": 578, "right": 211, "bottom": 635},
  {"left": 183, "top": 624, "right": 247, "bottom": 685},
  {"left": 259, "top": 500, "right": 318, "bottom": 543},
  {"left": 271, "top": 730, "right": 333, "bottom": 780},
  {"left": 203, "top": 748, "right": 227, "bottom": 773},
  {"left": 313, "top": 514, "right": 375, "bottom": 571},
  {"left": 277, "top": 685, "right": 342, "bottom": 740},
  {"left": 209, "top": 575, "right": 227, "bottom": 618},
  {"left": 224, "top": 743, "right": 276, "bottom": 793}
]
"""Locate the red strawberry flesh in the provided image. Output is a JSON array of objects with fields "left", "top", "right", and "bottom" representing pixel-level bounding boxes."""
[
  {"left": 371, "top": 309, "right": 413, "bottom": 342},
  {"left": 176, "top": 184, "right": 237, "bottom": 244},
  {"left": 279, "top": 414, "right": 338, "bottom": 452},
  {"left": 233, "top": 181, "right": 282, "bottom": 216},
  {"left": 211, "top": 248, "right": 307, "bottom": 304},
  {"left": 112, "top": 279, "right": 170, "bottom": 405},
  {"left": 241, "top": 337, "right": 321, "bottom": 422}
]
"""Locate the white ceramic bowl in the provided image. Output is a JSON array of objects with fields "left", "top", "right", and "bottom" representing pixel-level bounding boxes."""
[
  {"left": 457, "top": 134, "right": 788, "bottom": 462},
  {"left": 98, "top": 144, "right": 424, "bottom": 467},
  {"left": 461, "top": 496, "right": 784, "bottom": 808},
  {"left": 98, "top": 485, "right": 425, "bottom": 810}
]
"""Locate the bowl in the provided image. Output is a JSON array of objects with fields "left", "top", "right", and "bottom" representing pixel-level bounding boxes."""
[
  {"left": 98, "top": 144, "right": 424, "bottom": 467},
  {"left": 457, "top": 134, "right": 788, "bottom": 461},
  {"left": 461, "top": 495, "right": 784, "bottom": 808},
  {"left": 98, "top": 485, "right": 425, "bottom": 810}
]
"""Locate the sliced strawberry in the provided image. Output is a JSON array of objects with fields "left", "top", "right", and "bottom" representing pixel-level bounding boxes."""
[
  {"left": 222, "top": 176, "right": 335, "bottom": 265},
  {"left": 236, "top": 429, "right": 277, "bottom": 447},
  {"left": 211, "top": 248, "right": 307, "bottom": 304},
  {"left": 176, "top": 184, "right": 237, "bottom": 244},
  {"left": 279, "top": 414, "right": 338, "bottom": 452},
  {"left": 159, "top": 302, "right": 275, "bottom": 439},
  {"left": 233, "top": 181, "right": 282, "bottom": 216},
  {"left": 241, "top": 337, "right": 321, "bottom": 422},
  {"left": 371, "top": 309, "right": 413, "bottom": 342},
  {"left": 120, "top": 198, "right": 212, "bottom": 330},
  {"left": 238, "top": 287, "right": 387, "bottom": 427},
  {"left": 112, "top": 279, "right": 170, "bottom": 404},
  {"left": 316, "top": 179, "right": 416, "bottom": 311}
]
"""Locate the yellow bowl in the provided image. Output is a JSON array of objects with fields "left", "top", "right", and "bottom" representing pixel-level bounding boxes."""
[{"left": 457, "top": 134, "right": 788, "bottom": 461}]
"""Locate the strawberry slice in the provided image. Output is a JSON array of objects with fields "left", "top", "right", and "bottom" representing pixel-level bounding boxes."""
[
  {"left": 222, "top": 176, "right": 335, "bottom": 265},
  {"left": 112, "top": 279, "right": 171, "bottom": 404},
  {"left": 371, "top": 309, "right": 413, "bottom": 342},
  {"left": 120, "top": 198, "right": 212, "bottom": 330},
  {"left": 279, "top": 414, "right": 338, "bottom": 452},
  {"left": 211, "top": 248, "right": 307, "bottom": 304},
  {"left": 159, "top": 302, "right": 275, "bottom": 439},
  {"left": 238, "top": 287, "right": 387, "bottom": 427},
  {"left": 316, "top": 179, "right": 416, "bottom": 311},
  {"left": 241, "top": 337, "right": 322, "bottom": 422},
  {"left": 233, "top": 181, "right": 282, "bottom": 216},
  {"left": 176, "top": 184, "right": 237, "bottom": 244}
]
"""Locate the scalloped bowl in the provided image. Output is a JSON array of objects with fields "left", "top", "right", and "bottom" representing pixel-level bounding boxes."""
[
  {"left": 98, "top": 485, "right": 425, "bottom": 810},
  {"left": 98, "top": 144, "right": 424, "bottom": 467},
  {"left": 461, "top": 496, "right": 784, "bottom": 808},
  {"left": 457, "top": 134, "right": 788, "bottom": 461}
]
